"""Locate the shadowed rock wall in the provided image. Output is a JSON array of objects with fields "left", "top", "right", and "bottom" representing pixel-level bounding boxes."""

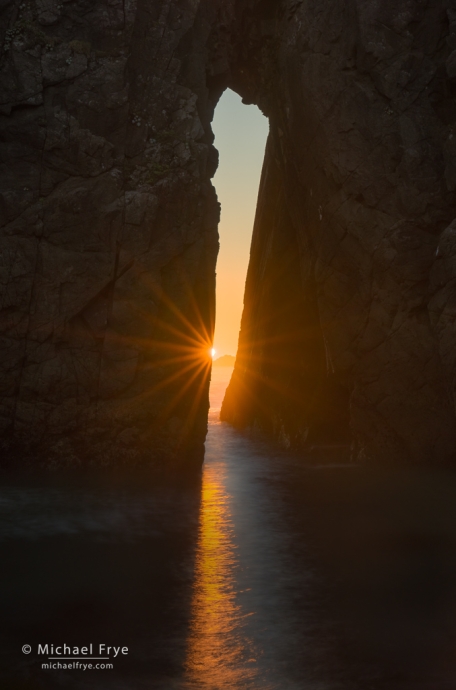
[
  {"left": 221, "top": 135, "right": 351, "bottom": 452},
  {"left": 0, "top": 0, "right": 227, "bottom": 468},
  {"left": 222, "top": 0, "right": 456, "bottom": 465},
  {"left": 1, "top": 0, "right": 456, "bottom": 467}
]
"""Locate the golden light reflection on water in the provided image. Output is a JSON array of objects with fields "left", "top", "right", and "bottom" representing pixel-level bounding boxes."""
[{"left": 184, "top": 461, "right": 258, "bottom": 688}]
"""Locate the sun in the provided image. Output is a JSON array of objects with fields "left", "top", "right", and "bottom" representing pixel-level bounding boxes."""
[{"left": 210, "top": 348, "right": 216, "bottom": 359}]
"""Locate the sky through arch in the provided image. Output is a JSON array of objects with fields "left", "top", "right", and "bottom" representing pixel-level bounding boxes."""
[{"left": 212, "top": 89, "right": 268, "bottom": 357}]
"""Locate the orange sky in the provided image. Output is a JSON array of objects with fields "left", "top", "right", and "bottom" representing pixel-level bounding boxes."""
[{"left": 212, "top": 90, "right": 268, "bottom": 357}]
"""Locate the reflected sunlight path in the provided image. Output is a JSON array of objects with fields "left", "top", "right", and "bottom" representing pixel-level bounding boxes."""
[
  {"left": 180, "top": 365, "right": 319, "bottom": 690},
  {"left": 183, "top": 366, "right": 259, "bottom": 688}
]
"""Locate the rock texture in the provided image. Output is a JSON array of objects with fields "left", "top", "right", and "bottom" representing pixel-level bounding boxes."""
[
  {"left": 0, "top": 0, "right": 224, "bottom": 468},
  {"left": 1, "top": 0, "right": 456, "bottom": 467},
  {"left": 222, "top": 0, "right": 456, "bottom": 465}
]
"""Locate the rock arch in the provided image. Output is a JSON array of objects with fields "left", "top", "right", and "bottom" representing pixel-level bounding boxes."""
[{"left": 0, "top": 0, "right": 455, "bottom": 466}]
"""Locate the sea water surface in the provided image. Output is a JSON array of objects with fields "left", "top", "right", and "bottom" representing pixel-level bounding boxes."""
[{"left": 2, "top": 366, "right": 456, "bottom": 689}]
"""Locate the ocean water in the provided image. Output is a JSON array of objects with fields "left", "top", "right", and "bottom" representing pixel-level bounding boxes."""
[{"left": 2, "top": 366, "right": 456, "bottom": 689}]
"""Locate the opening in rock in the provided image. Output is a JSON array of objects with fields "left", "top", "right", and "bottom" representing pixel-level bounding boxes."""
[{"left": 210, "top": 90, "right": 268, "bottom": 412}]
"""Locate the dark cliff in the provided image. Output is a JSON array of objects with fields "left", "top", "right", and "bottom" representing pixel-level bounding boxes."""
[
  {"left": 223, "top": 0, "right": 456, "bottom": 465},
  {"left": 0, "top": 0, "right": 224, "bottom": 468},
  {"left": 1, "top": 0, "right": 456, "bottom": 467}
]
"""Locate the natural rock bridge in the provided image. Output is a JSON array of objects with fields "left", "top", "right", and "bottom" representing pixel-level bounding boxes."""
[{"left": 1, "top": 0, "right": 456, "bottom": 467}]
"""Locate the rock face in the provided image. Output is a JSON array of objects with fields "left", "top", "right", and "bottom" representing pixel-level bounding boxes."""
[
  {"left": 222, "top": 0, "right": 456, "bottom": 465},
  {"left": 1, "top": 0, "right": 456, "bottom": 467},
  {"left": 0, "top": 0, "right": 223, "bottom": 468}
]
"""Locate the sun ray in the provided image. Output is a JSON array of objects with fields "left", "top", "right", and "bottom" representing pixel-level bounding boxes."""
[{"left": 156, "top": 359, "right": 211, "bottom": 423}]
